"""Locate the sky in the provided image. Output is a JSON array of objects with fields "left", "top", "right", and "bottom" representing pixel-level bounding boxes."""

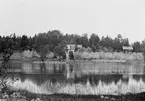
[{"left": 0, "top": 0, "right": 145, "bottom": 43}]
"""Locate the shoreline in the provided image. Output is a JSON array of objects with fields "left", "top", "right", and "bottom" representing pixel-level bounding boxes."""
[
  {"left": 11, "top": 59, "right": 144, "bottom": 63},
  {"left": 1, "top": 89, "right": 145, "bottom": 101},
  {"left": 0, "top": 59, "right": 144, "bottom": 66}
]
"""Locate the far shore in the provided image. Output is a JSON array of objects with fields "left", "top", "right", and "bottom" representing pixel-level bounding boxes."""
[{"left": 0, "top": 58, "right": 144, "bottom": 64}]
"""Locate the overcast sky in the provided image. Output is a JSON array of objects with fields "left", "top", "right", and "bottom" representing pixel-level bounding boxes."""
[{"left": 0, "top": 0, "right": 145, "bottom": 43}]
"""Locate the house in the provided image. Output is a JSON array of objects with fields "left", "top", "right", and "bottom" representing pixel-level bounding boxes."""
[
  {"left": 122, "top": 46, "right": 133, "bottom": 53},
  {"left": 66, "top": 44, "right": 82, "bottom": 53},
  {"left": 66, "top": 44, "right": 76, "bottom": 52},
  {"left": 77, "top": 45, "right": 83, "bottom": 49},
  {"left": 65, "top": 44, "right": 82, "bottom": 60}
]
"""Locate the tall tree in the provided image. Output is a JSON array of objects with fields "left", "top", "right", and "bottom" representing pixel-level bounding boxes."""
[
  {"left": 36, "top": 45, "right": 50, "bottom": 61},
  {"left": 53, "top": 40, "right": 67, "bottom": 59},
  {"left": 100, "top": 36, "right": 113, "bottom": 50},
  {"left": 20, "top": 35, "right": 29, "bottom": 50},
  {"left": 81, "top": 34, "right": 89, "bottom": 48},
  {"left": 121, "top": 38, "right": 129, "bottom": 46},
  {"left": 133, "top": 41, "right": 141, "bottom": 52},
  {"left": 112, "top": 37, "right": 122, "bottom": 52},
  {"left": 89, "top": 33, "right": 100, "bottom": 51},
  {"left": 141, "top": 39, "right": 145, "bottom": 51},
  {"left": 117, "top": 34, "right": 123, "bottom": 42}
]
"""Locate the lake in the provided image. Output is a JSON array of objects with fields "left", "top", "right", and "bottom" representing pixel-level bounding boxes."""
[{"left": 3, "top": 61, "right": 145, "bottom": 95}]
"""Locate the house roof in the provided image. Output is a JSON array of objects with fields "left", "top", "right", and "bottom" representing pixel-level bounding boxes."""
[
  {"left": 122, "top": 46, "right": 133, "bottom": 50},
  {"left": 77, "top": 45, "right": 82, "bottom": 47},
  {"left": 67, "top": 44, "right": 76, "bottom": 46},
  {"left": 66, "top": 44, "right": 82, "bottom": 50}
]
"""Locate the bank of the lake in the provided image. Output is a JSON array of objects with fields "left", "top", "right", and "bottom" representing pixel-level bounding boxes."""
[
  {"left": 74, "top": 52, "right": 144, "bottom": 61},
  {"left": 1, "top": 51, "right": 144, "bottom": 62},
  {"left": 1, "top": 89, "right": 145, "bottom": 101}
]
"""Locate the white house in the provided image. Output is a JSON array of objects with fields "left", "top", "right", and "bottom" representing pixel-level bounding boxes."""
[
  {"left": 66, "top": 44, "right": 82, "bottom": 53},
  {"left": 122, "top": 46, "right": 133, "bottom": 52},
  {"left": 65, "top": 44, "right": 82, "bottom": 60}
]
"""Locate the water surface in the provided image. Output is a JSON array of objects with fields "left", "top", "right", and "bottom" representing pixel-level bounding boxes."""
[{"left": 5, "top": 61, "right": 145, "bottom": 95}]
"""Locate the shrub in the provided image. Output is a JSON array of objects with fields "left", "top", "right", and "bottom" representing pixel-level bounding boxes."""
[{"left": 73, "top": 51, "right": 144, "bottom": 61}]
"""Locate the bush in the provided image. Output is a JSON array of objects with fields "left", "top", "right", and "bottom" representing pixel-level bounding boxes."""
[
  {"left": 74, "top": 51, "right": 144, "bottom": 61},
  {"left": 74, "top": 52, "right": 82, "bottom": 60}
]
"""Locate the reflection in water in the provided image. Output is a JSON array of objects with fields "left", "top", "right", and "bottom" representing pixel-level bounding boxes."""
[
  {"left": 7, "top": 75, "right": 145, "bottom": 95},
  {"left": 6, "top": 61, "right": 145, "bottom": 95}
]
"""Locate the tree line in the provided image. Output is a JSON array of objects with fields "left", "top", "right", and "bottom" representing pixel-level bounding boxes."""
[{"left": 0, "top": 30, "right": 145, "bottom": 59}]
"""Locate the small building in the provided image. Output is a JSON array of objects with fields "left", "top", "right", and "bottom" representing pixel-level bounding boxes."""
[
  {"left": 122, "top": 46, "right": 133, "bottom": 53},
  {"left": 66, "top": 44, "right": 76, "bottom": 53},
  {"left": 66, "top": 44, "right": 82, "bottom": 53},
  {"left": 65, "top": 44, "right": 82, "bottom": 60}
]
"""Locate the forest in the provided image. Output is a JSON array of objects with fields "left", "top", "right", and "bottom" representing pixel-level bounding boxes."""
[{"left": 0, "top": 30, "right": 145, "bottom": 61}]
